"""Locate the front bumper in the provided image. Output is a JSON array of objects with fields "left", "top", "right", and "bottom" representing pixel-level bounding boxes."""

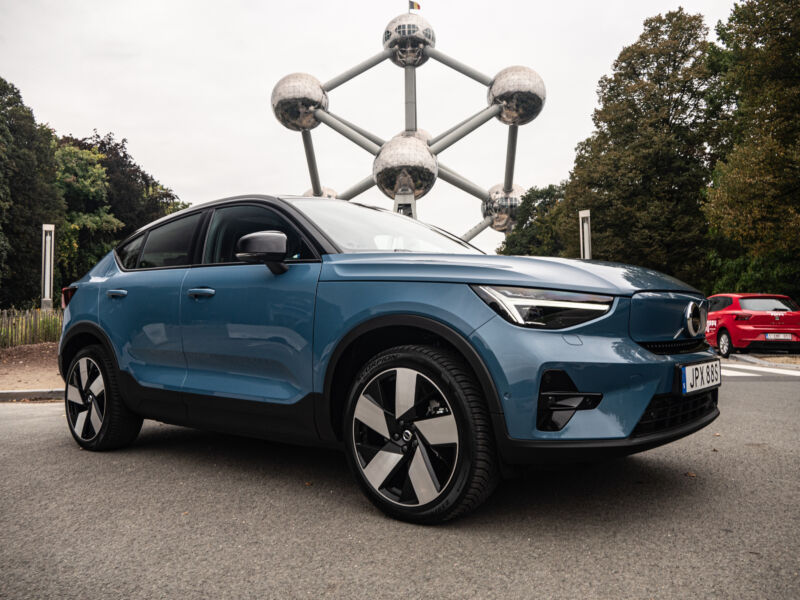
[
  {"left": 469, "top": 301, "right": 720, "bottom": 461},
  {"left": 495, "top": 400, "right": 719, "bottom": 464}
]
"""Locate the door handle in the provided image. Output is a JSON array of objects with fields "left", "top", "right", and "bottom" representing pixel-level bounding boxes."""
[
  {"left": 187, "top": 287, "right": 216, "bottom": 298},
  {"left": 106, "top": 289, "right": 128, "bottom": 298}
]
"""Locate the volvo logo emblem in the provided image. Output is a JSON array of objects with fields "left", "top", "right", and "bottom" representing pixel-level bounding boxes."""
[{"left": 685, "top": 301, "right": 706, "bottom": 337}]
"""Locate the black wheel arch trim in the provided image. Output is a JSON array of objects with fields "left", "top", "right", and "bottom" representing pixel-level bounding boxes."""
[
  {"left": 317, "top": 314, "right": 504, "bottom": 442},
  {"left": 59, "top": 321, "right": 119, "bottom": 380}
]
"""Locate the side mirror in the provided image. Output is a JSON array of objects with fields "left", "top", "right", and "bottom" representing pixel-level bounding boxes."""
[{"left": 235, "top": 230, "right": 289, "bottom": 274}]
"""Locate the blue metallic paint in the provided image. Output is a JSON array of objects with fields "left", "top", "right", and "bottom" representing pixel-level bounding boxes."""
[{"left": 61, "top": 232, "right": 715, "bottom": 449}]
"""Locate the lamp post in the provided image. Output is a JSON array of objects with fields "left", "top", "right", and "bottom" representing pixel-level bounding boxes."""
[{"left": 41, "top": 224, "right": 55, "bottom": 310}]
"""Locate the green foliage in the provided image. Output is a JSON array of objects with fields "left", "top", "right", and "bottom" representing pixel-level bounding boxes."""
[
  {"left": 0, "top": 77, "right": 186, "bottom": 309},
  {"left": 703, "top": 0, "right": 800, "bottom": 295},
  {"left": 0, "top": 78, "right": 66, "bottom": 308},
  {"left": 516, "top": 9, "right": 715, "bottom": 289},
  {"left": 499, "top": 183, "right": 566, "bottom": 256}
]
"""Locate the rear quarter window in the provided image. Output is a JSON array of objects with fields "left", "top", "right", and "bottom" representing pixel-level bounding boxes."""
[{"left": 116, "top": 235, "right": 144, "bottom": 270}]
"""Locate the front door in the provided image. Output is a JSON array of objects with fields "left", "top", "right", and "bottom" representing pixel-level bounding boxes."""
[{"left": 180, "top": 203, "right": 321, "bottom": 408}]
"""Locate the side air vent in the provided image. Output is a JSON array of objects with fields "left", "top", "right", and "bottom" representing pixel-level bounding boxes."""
[{"left": 537, "top": 369, "right": 602, "bottom": 432}]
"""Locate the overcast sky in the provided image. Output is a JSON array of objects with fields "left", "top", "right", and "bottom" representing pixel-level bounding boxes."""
[{"left": 0, "top": 0, "right": 733, "bottom": 252}]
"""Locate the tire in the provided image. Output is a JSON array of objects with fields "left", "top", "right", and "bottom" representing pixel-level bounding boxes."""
[
  {"left": 717, "top": 330, "right": 733, "bottom": 358},
  {"left": 65, "top": 345, "right": 142, "bottom": 450},
  {"left": 344, "top": 345, "right": 499, "bottom": 524}
]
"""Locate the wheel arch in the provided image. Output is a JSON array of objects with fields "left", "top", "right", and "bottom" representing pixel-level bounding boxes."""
[
  {"left": 318, "top": 315, "right": 502, "bottom": 442},
  {"left": 59, "top": 321, "right": 118, "bottom": 380}
]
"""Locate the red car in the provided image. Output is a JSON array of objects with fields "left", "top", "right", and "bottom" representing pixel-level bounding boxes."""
[{"left": 705, "top": 293, "right": 800, "bottom": 357}]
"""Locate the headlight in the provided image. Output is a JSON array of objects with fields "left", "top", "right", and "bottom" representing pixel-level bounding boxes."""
[{"left": 471, "top": 285, "right": 614, "bottom": 330}]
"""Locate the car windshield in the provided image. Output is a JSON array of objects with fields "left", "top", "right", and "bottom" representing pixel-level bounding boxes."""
[
  {"left": 739, "top": 297, "right": 799, "bottom": 312},
  {"left": 286, "top": 198, "right": 482, "bottom": 254}
]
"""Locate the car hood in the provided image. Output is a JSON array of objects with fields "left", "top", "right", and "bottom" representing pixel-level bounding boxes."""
[{"left": 320, "top": 254, "right": 699, "bottom": 296}]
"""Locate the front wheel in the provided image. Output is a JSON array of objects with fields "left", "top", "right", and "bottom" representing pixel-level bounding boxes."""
[
  {"left": 344, "top": 345, "right": 498, "bottom": 524},
  {"left": 717, "top": 330, "right": 733, "bottom": 358}
]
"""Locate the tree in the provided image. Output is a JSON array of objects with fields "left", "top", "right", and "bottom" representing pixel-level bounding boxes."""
[
  {"left": 63, "top": 132, "right": 187, "bottom": 239},
  {"left": 54, "top": 143, "right": 123, "bottom": 283},
  {"left": 703, "top": 0, "right": 800, "bottom": 297},
  {"left": 499, "top": 183, "right": 566, "bottom": 256},
  {"left": 548, "top": 9, "right": 717, "bottom": 288},
  {"left": 0, "top": 78, "right": 65, "bottom": 308}
]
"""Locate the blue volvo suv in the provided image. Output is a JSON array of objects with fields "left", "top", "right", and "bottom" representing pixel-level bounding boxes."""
[{"left": 59, "top": 195, "right": 721, "bottom": 523}]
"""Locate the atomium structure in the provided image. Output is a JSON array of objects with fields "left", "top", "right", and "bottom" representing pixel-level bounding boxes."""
[{"left": 271, "top": 12, "right": 545, "bottom": 240}]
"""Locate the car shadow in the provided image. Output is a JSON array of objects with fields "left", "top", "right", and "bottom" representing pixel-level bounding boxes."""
[{"left": 129, "top": 422, "right": 706, "bottom": 528}]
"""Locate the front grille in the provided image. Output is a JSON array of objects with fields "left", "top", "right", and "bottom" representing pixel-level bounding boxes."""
[
  {"left": 638, "top": 339, "right": 709, "bottom": 355},
  {"left": 631, "top": 389, "right": 717, "bottom": 438}
]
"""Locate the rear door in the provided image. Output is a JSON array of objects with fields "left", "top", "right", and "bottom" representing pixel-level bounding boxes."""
[
  {"left": 99, "top": 211, "right": 206, "bottom": 403},
  {"left": 180, "top": 203, "right": 321, "bottom": 409}
]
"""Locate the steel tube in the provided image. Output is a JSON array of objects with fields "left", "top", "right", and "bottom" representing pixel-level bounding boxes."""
[
  {"left": 338, "top": 175, "right": 375, "bottom": 201},
  {"left": 462, "top": 217, "right": 493, "bottom": 242},
  {"left": 429, "top": 105, "right": 501, "bottom": 155},
  {"left": 429, "top": 108, "right": 492, "bottom": 146},
  {"left": 405, "top": 66, "right": 417, "bottom": 132},
  {"left": 323, "top": 49, "right": 393, "bottom": 91},
  {"left": 437, "top": 164, "right": 489, "bottom": 201},
  {"left": 424, "top": 48, "right": 493, "bottom": 86},
  {"left": 325, "top": 111, "right": 385, "bottom": 146},
  {"left": 314, "top": 110, "right": 382, "bottom": 155},
  {"left": 503, "top": 125, "right": 518, "bottom": 193},
  {"left": 301, "top": 130, "right": 322, "bottom": 196}
]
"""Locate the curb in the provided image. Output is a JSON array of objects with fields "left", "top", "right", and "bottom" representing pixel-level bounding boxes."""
[
  {"left": 0, "top": 389, "right": 62, "bottom": 402},
  {"left": 729, "top": 354, "right": 800, "bottom": 371}
]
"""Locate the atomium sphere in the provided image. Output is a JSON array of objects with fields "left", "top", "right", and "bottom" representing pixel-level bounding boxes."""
[
  {"left": 303, "top": 187, "right": 337, "bottom": 198},
  {"left": 373, "top": 133, "right": 438, "bottom": 200},
  {"left": 488, "top": 66, "right": 546, "bottom": 126},
  {"left": 271, "top": 73, "right": 329, "bottom": 131},
  {"left": 383, "top": 13, "right": 436, "bottom": 67},
  {"left": 483, "top": 183, "right": 525, "bottom": 232}
]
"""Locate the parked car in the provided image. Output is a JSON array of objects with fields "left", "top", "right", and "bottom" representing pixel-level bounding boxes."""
[
  {"left": 59, "top": 195, "right": 721, "bottom": 523},
  {"left": 705, "top": 293, "right": 800, "bottom": 358}
]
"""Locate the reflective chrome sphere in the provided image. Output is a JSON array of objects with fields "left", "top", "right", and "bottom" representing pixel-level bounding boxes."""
[
  {"left": 488, "top": 66, "right": 546, "bottom": 126},
  {"left": 383, "top": 14, "right": 436, "bottom": 67},
  {"left": 373, "top": 133, "right": 438, "bottom": 200},
  {"left": 271, "top": 73, "right": 329, "bottom": 131},
  {"left": 303, "top": 187, "right": 337, "bottom": 198},
  {"left": 483, "top": 183, "right": 524, "bottom": 232}
]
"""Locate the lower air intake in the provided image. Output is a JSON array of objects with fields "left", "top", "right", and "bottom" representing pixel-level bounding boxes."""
[{"left": 632, "top": 389, "right": 718, "bottom": 438}]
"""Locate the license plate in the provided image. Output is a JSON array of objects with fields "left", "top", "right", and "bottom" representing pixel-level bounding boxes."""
[
  {"left": 681, "top": 360, "right": 721, "bottom": 395},
  {"left": 766, "top": 333, "right": 792, "bottom": 340}
]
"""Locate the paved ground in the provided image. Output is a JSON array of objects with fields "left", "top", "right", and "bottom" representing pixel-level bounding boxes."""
[{"left": 1, "top": 371, "right": 798, "bottom": 599}]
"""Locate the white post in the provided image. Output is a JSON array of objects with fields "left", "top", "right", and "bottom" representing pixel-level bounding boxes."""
[
  {"left": 578, "top": 210, "right": 591, "bottom": 260},
  {"left": 41, "top": 224, "right": 55, "bottom": 310}
]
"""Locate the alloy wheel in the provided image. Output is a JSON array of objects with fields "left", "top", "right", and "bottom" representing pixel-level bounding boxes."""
[
  {"left": 719, "top": 332, "right": 730, "bottom": 356},
  {"left": 66, "top": 357, "right": 106, "bottom": 442},
  {"left": 351, "top": 367, "right": 460, "bottom": 507}
]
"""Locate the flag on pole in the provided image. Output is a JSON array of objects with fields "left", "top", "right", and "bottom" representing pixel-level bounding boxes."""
[{"left": 409, "top": 1, "right": 421, "bottom": 10}]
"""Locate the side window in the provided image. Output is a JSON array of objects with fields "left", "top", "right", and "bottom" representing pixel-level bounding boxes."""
[
  {"left": 720, "top": 297, "right": 733, "bottom": 310},
  {"left": 202, "top": 204, "right": 315, "bottom": 264},
  {"left": 138, "top": 212, "right": 203, "bottom": 269},
  {"left": 116, "top": 235, "right": 144, "bottom": 270}
]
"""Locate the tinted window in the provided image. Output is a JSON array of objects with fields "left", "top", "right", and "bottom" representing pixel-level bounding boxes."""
[
  {"left": 202, "top": 204, "right": 315, "bottom": 264},
  {"left": 740, "top": 297, "right": 799, "bottom": 312},
  {"left": 117, "top": 235, "right": 144, "bottom": 269},
  {"left": 138, "top": 212, "right": 203, "bottom": 269}
]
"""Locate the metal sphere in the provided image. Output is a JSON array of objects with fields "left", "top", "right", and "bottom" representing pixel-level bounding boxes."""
[
  {"left": 303, "top": 187, "right": 337, "bottom": 198},
  {"left": 488, "top": 66, "right": 546, "bottom": 126},
  {"left": 271, "top": 73, "right": 329, "bottom": 131},
  {"left": 373, "top": 133, "right": 438, "bottom": 200},
  {"left": 383, "top": 13, "right": 436, "bottom": 67},
  {"left": 483, "top": 183, "right": 525, "bottom": 232}
]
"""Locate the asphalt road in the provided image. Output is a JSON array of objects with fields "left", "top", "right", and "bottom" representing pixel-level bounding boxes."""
[{"left": 1, "top": 371, "right": 798, "bottom": 599}]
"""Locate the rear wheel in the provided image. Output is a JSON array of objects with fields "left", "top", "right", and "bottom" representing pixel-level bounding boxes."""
[
  {"left": 344, "top": 345, "right": 498, "bottom": 524},
  {"left": 717, "top": 330, "right": 733, "bottom": 358},
  {"left": 65, "top": 345, "right": 142, "bottom": 450}
]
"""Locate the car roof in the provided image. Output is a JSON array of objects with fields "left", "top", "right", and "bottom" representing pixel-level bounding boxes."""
[{"left": 709, "top": 293, "right": 791, "bottom": 299}]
